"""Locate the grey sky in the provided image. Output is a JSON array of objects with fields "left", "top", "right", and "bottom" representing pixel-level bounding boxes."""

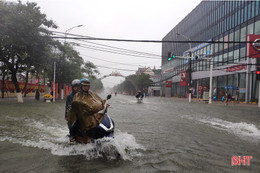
[{"left": 19, "top": 0, "right": 202, "bottom": 88}]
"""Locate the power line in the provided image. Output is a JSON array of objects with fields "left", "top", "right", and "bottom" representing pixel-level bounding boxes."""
[
  {"left": 51, "top": 31, "right": 161, "bottom": 57},
  {"left": 96, "top": 65, "right": 137, "bottom": 72},
  {"left": 75, "top": 44, "right": 161, "bottom": 59},
  {"left": 46, "top": 35, "right": 255, "bottom": 44},
  {"left": 81, "top": 54, "right": 161, "bottom": 68}
]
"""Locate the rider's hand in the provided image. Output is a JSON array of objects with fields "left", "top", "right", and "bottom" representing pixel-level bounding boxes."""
[{"left": 69, "top": 136, "right": 76, "bottom": 142}]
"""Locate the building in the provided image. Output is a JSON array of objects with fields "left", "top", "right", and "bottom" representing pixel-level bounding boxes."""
[
  {"left": 136, "top": 67, "right": 155, "bottom": 76},
  {"left": 136, "top": 67, "right": 162, "bottom": 96},
  {"left": 161, "top": 1, "right": 260, "bottom": 102}
]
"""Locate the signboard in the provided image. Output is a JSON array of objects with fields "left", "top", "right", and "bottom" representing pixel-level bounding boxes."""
[
  {"left": 239, "top": 88, "right": 246, "bottom": 93},
  {"left": 226, "top": 64, "right": 247, "bottom": 72},
  {"left": 180, "top": 71, "right": 187, "bottom": 86},
  {"left": 224, "top": 85, "right": 239, "bottom": 90},
  {"left": 246, "top": 35, "right": 260, "bottom": 58},
  {"left": 165, "top": 81, "right": 172, "bottom": 88}
]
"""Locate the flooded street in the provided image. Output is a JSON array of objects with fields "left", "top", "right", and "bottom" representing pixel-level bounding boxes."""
[{"left": 0, "top": 95, "right": 260, "bottom": 172}]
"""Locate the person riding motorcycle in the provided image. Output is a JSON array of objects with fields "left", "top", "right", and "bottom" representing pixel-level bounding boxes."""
[
  {"left": 67, "top": 78, "right": 107, "bottom": 142},
  {"left": 65, "top": 79, "right": 80, "bottom": 120},
  {"left": 136, "top": 90, "right": 144, "bottom": 99}
]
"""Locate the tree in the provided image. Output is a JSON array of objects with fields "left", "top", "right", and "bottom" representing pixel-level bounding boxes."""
[
  {"left": 0, "top": 62, "right": 9, "bottom": 98},
  {"left": 53, "top": 42, "right": 84, "bottom": 88},
  {"left": 82, "top": 61, "right": 100, "bottom": 79},
  {"left": 113, "top": 73, "right": 152, "bottom": 94},
  {"left": 0, "top": 1, "right": 56, "bottom": 102}
]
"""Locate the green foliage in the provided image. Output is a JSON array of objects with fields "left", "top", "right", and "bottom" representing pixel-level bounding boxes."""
[
  {"left": 0, "top": 1, "right": 103, "bottom": 92},
  {"left": 0, "top": 1, "right": 56, "bottom": 92},
  {"left": 82, "top": 61, "right": 100, "bottom": 79},
  {"left": 113, "top": 73, "right": 152, "bottom": 93},
  {"left": 89, "top": 77, "right": 104, "bottom": 91}
]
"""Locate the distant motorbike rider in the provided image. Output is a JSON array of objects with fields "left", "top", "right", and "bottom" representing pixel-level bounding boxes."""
[
  {"left": 67, "top": 78, "right": 108, "bottom": 142},
  {"left": 65, "top": 79, "right": 80, "bottom": 120},
  {"left": 136, "top": 91, "right": 144, "bottom": 99}
]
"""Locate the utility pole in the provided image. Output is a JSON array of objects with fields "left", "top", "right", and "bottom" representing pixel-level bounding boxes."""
[
  {"left": 188, "top": 51, "right": 192, "bottom": 103},
  {"left": 53, "top": 61, "right": 56, "bottom": 102},
  {"left": 61, "top": 25, "right": 83, "bottom": 100},
  {"left": 208, "top": 57, "right": 213, "bottom": 104},
  {"left": 176, "top": 33, "right": 192, "bottom": 103}
]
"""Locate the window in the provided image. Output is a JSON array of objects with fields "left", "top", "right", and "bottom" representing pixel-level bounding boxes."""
[
  {"left": 240, "top": 47, "right": 246, "bottom": 61},
  {"left": 215, "top": 39, "right": 219, "bottom": 54},
  {"left": 256, "top": 1, "right": 259, "bottom": 16},
  {"left": 233, "top": 74, "right": 238, "bottom": 87},
  {"left": 245, "top": 4, "right": 248, "bottom": 21},
  {"left": 223, "top": 53, "right": 228, "bottom": 65},
  {"left": 228, "top": 75, "right": 233, "bottom": 95},
  {"left": 213, "top": 55, "right": 218, "bottom": 67},
  {"left": 255, "top": 20, "right": 260, "bottom": 35},
  {"left": 219, "top": 54, "right": 223, "bottom": 66},
  {"left": 228, "top": 51, "right": 234, "bottom": 64},
  {"left": 247, "top": 23, "right": 254, "bottom": 35},
  {"left": 219, "top": 37, "right": 223, "bottom": 52},
  {"left": 235, "top": 11, "right": 238, "bottom": 26},
  {"left": 252, "top": 1, "right": 255, "bottom": 17},
  {"left": 238, "top": 9, "right": 240, "bottom": 25},
  {"left": 229, "top": 31, "right": 234, "bottom": 48},
  {"left": 234, "top": 29, "right": 240, "bottom": 46},
  {"left": 239, "top": 73, "right": 246, "bottom": 101},
  {"left": 240, "top": 26, "right": 246, "bottom": 42},
  {"left": 241, "top": 7, "right": 244, "bottom": 23},
  {"left": 234, "top": 49, "right": 239, "bottom": 63},
  {"left": 248, "top": 3, "right": 251, "bottom": 19}
]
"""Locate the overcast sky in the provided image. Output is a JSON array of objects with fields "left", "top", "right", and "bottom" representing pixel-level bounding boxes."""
[{"left": 18, "top": 0, "right": 202, "bottom": 89}]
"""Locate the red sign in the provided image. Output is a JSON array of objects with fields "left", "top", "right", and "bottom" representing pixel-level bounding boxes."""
[
  {"left": 180, "top": 71, "right": 187, "bottom": 86},
  {"left": 165, "top": 81, "right": 172, "bottom": 88},
  {"left": 231, "top": 156, "right": 253, "bottom": 166},
  {"left": 226, "top": 64, "right": 247, "bottom": 72},
  {"left": 247, "top": 34, "right": 260, "bottom": 58},
  {"left": 162, "top": 68, "right": 174, "bottom": 74}
]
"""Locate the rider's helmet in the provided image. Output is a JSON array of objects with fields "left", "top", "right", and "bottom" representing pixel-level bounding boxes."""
[
  {"left": 80, "top": 78, "right": 90, "bottom": 86},
  {"left": 71, "top": 79, "right": 80, "bottom": 87}
]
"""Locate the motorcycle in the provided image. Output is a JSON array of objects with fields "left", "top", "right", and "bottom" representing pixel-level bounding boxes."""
[
  {"left": 136, "top": 96, "right": 143, "bottom": 103},
  {"left": 71, "top": 95, "right": 115, "bottom": 144},
  {"left": 136, "top": 93, "right": 143, "bottom": 103}
]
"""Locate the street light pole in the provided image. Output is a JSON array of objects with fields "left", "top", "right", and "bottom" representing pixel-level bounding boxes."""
[
  {"left": 53, "top": 61, "right": 56, "bottom": 102},
  {"left": 208, "top": 57, "right": 213, "bottom": 104},
  {"left": 176, "top": 33, "right": 192, "bottom": 103},
  {"left": 65, "top": 25, "right": 83, "bottom": 42},
  {"left": 60, "top": 25, "right": 83, "bottom": 100}
]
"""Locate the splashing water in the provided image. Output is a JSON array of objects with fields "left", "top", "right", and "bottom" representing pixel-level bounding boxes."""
[{"left": 0, "top": 117, "right": 145, "bottom": 160}]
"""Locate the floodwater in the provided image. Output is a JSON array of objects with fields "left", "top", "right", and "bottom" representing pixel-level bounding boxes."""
[{"left": 0, "top": 94, "right": 260, "bottom": 172}]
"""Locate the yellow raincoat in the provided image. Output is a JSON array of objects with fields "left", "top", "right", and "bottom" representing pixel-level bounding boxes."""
[{"left": 67, "top": 90, "right": 106, "bottom": 134}]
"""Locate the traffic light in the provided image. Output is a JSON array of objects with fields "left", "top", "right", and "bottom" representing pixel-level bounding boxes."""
[
  {"left": 168, "top": 52, "right": 176, "bottom": 61},
  {"left": 257, "top": 67, "right": 260, "bottom": 80}
]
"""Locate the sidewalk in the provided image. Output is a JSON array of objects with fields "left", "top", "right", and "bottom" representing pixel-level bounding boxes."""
[
  {"left": 169, "top": 96, "right": 259, "bottom": 108},
  {"left": 0, "top": 96, "right": 40, "bottom": 104}
]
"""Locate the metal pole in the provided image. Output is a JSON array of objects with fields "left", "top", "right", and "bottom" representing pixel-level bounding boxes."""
[
  {"left": 61, "top": 25, "right": 83, "bottom": 100},
  {"left": 258, "top": 80, "right": 260, "bottom": 108},
  {"left": 209, "top": 57, "right": 213, "bottom": 104},
  {"left": 176, "top": 33, "right": 192, "bottom": 103},
  {"left": 188, "top": 51, "right": 192, "bottom": 103},
  {"left": 53, "top": 61, "right": 56, "bottom": 102}
]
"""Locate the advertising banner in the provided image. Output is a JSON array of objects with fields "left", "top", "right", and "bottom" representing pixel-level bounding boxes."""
[
  {"left": 246, "top": 35, "right": 260, "bottom": 58},
  {"left": 165, "top": 81, "right": 172, "bottom": 88},
  {"left": 180, "top": 71, "right": 187, "bottom": 86}
]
